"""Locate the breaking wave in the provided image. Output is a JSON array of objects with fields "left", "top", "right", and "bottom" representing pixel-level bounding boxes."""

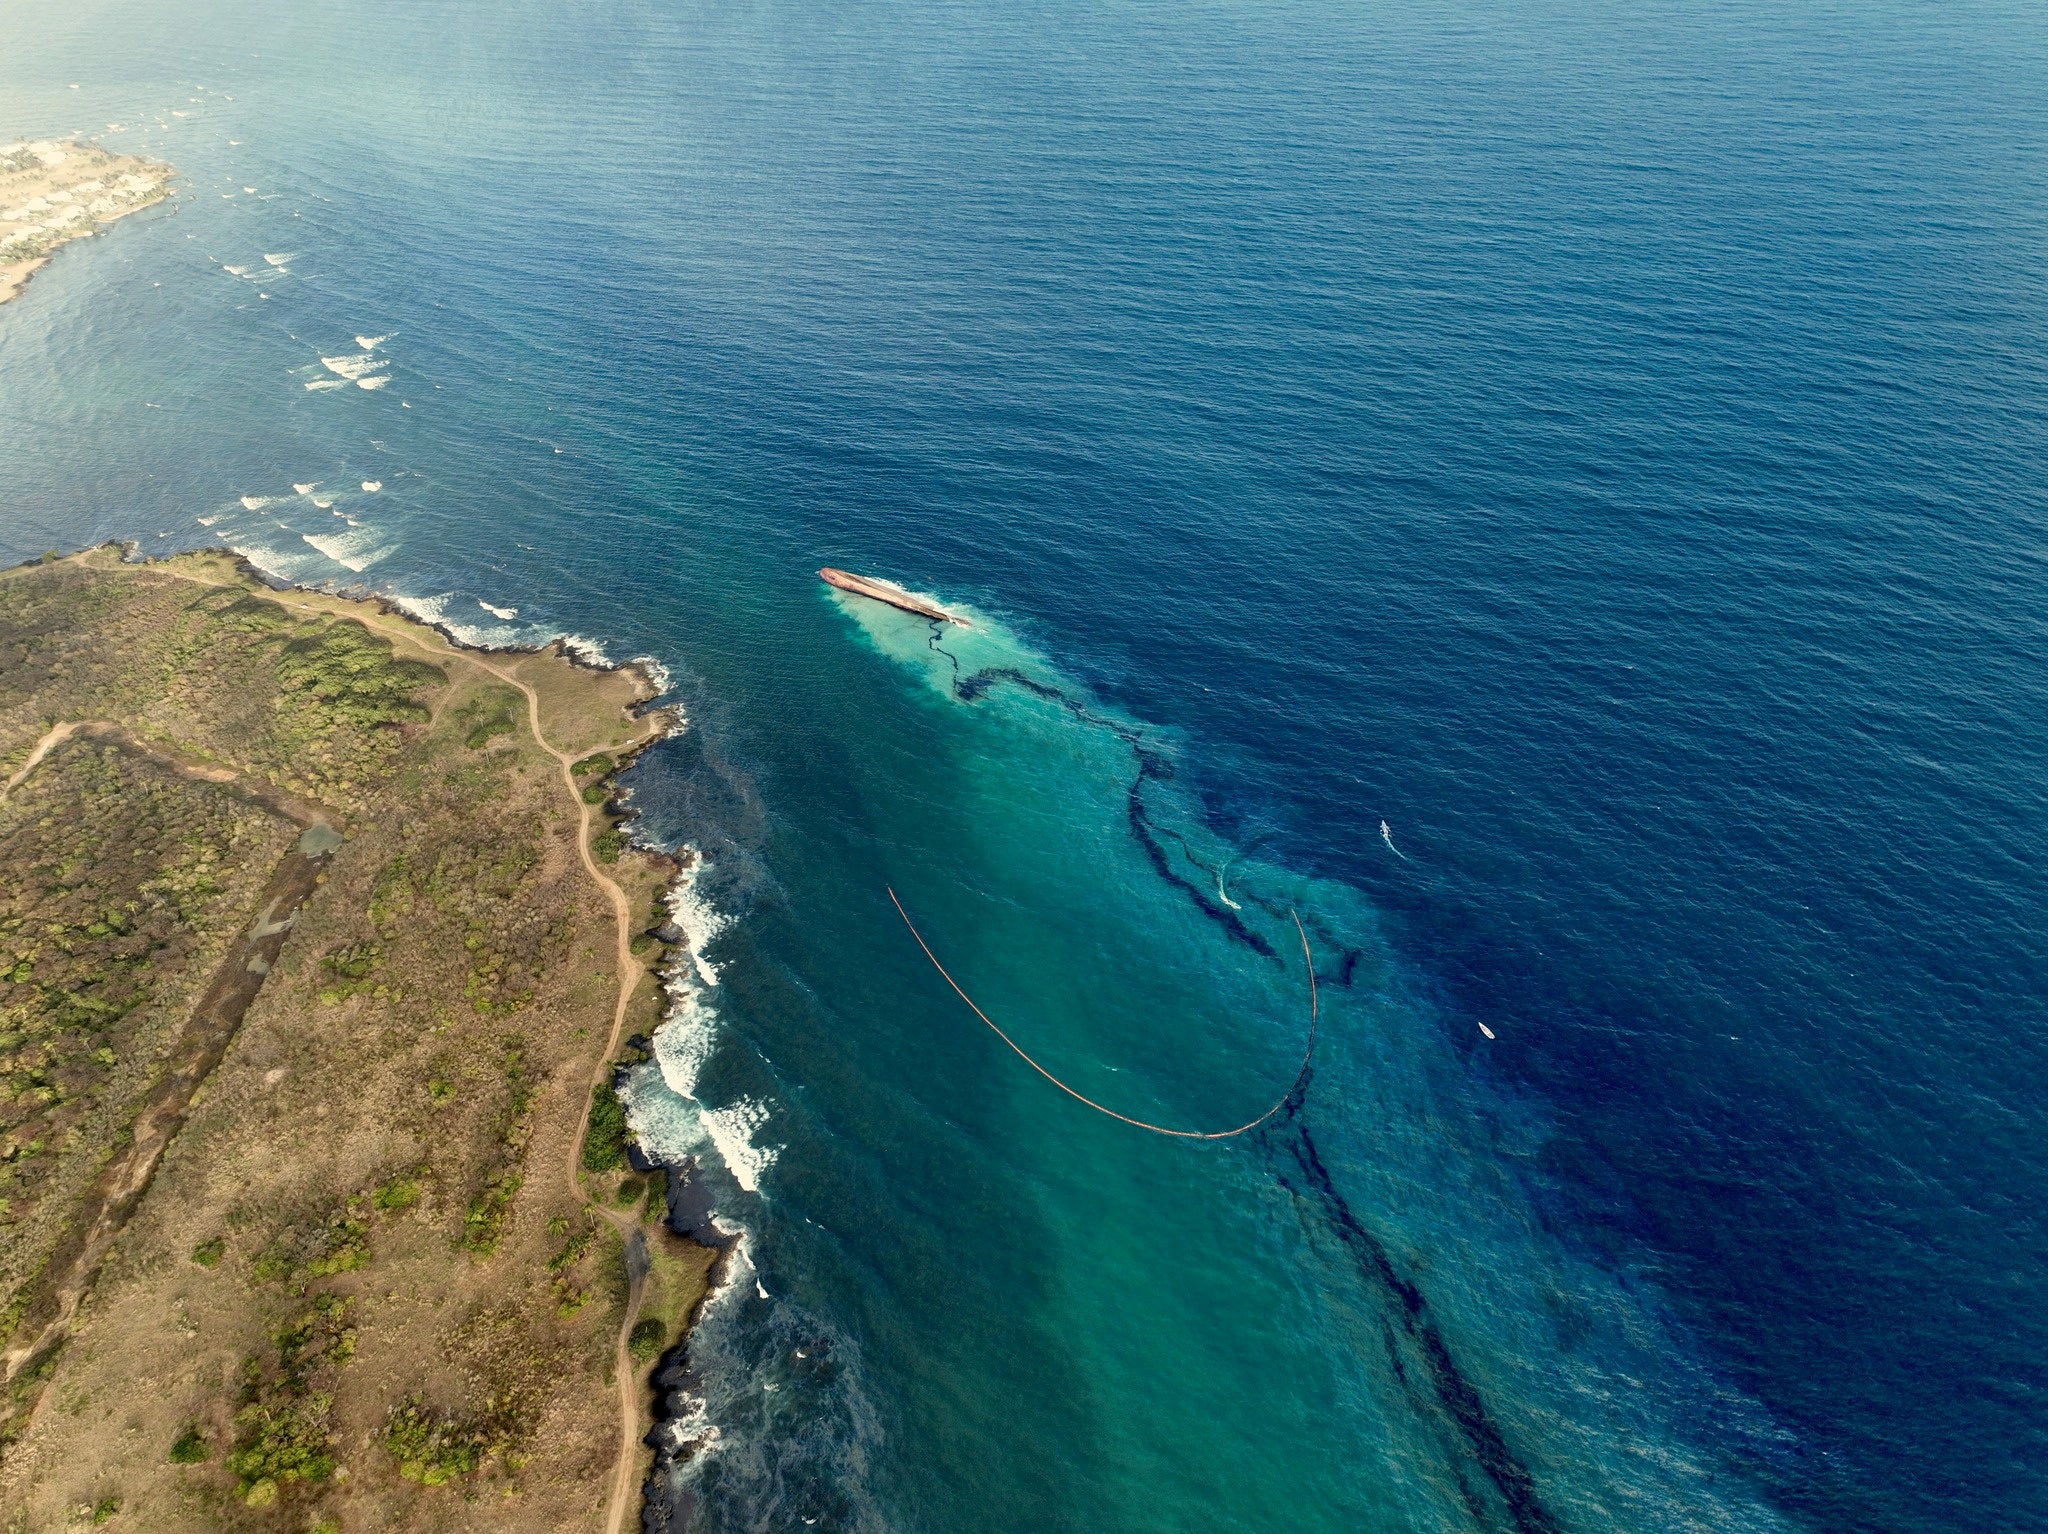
[
  {"left": 320, "top": 352, "right": 382, "bottom": 380},
  {"left": 622, "top": 846, "right": 773, "bottom": 1196},
  {"left": 558, "top": 633, "right": 615, "bottom": 668},
  {"left": 300, "top": 527, "right": 389, "bottom": 573},
  {"left": 634, "top": 654, "right": 676, "bottom": 695}
]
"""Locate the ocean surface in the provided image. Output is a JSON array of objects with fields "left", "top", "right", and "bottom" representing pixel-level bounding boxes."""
[{"left": 5, "top": 2, "right": 2047, "bottom": 1530}]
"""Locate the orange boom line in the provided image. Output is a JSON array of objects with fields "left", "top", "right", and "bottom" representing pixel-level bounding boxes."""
[{"left": 887, "top": 887, "right": 1319, "bottom": 1139}]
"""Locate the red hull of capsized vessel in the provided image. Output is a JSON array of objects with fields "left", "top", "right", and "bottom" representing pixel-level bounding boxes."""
[{"left": 818, "top": 567, "right": 969, "bottom": 626}]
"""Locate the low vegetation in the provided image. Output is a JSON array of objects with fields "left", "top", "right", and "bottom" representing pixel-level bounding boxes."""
[
  {"left": 0, "top": 551, "right": 707, "bottom": 1532},
  {"left": 381, "top": 1395, "right": 496, "bottom": 1487},
  {"left": 227, "top": 1293, "right": 355, "bottom": 1505},
  {"left": 581, "top": 1081, "right": 633, "bottom": 1173},
  {"left": 0, "top": 736, "right": 297, "bottom": 1410}
]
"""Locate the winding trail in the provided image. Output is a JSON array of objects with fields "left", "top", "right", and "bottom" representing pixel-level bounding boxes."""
[
  {"left": 0, "top": 720, "right": 82, "bottom": 802},
  {"left": 121, "top": 562, "right": 662, "bottom": 1534},
  {"left": 466, "top": 651, "right": 657, "bottom": 1534}
]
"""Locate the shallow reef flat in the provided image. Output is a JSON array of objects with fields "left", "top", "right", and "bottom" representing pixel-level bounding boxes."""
[{"left": 0, "top": 548, "right": 716, "bottom": 1532}]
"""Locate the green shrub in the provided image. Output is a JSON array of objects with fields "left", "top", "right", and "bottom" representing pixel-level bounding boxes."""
[
  {"left": 249, "top": 1246, "right": 295, "bottom": 1285},
  {"left": 546, "top": 1221, "right": 595, "bottom": 1276},
  {"left": 580, "top": 782, "right": 608, "bottom": 805},
  {"left": 461, "top": 1171, "right": 520, "bottom": 1256},
  {"left": 628, "top": 1316, "right": 668, "bottom": 1365},
  {"left": 222, "top": 1292, "right": 353, "bottom": 1499},
  {"left": 169, "top": 1423, "right": 210, "bottom": 1463},
  {"left": 465, "top": 713, "right": 514, "bottom": 749},
  {"left": 190, "top": 1236, "right": 225, "bottom": 1269},
  {"left": 382, "top": 1397, "right": 490, "bottom": 1486},
  {"left": 274, "top": 619, "right": 439, "bottom": 731},
  {"left": 372, "top": 1172, "right": 422, "bottom": 1213},
  {"left": 316, "top": 939, "right": 384, "bottom": 1004},
  {"left": 592, "top": 829, "right": 624, "bottom": 863},
  {"left": 226, "top": 1395, "right": 334, "bottom": 1499},
  {"left": 581, "top": 1083, "right": 630, "bottom": 1174},
  {"left": 303, "top": 1214, "right": 369, "bottom": 1278},
  {"left": 571, "top": 753, "right": 615, "bottom": 777}
]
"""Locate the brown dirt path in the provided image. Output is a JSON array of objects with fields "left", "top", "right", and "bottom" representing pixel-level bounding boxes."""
[
  {"left": 253, "top": 583, "right": 661, "bottom": 1534},
  {"left": 73, "top": 555, "right": 668, "bottom": 1533}
]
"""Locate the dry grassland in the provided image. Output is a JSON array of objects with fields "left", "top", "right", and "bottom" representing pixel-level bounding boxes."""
[{"left": 0, "top": 549, "right": 717, "bottom": 1533}]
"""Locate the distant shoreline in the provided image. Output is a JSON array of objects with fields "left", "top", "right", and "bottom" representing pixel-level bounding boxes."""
[{"left": 0, "top": 138, "right": 173, "bottom": 306}]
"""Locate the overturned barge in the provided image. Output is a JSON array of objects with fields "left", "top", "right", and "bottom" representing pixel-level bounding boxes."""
[{"left": 819, "top": 567, "right": 970, "bottom": 626}]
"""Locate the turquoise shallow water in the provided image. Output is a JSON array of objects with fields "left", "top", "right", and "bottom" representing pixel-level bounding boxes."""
[{"left": 4, "top": 3, "right": 2048, "bottom": 1531}]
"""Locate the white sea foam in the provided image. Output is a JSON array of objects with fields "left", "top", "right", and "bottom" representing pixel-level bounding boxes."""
[
  {"left": 633, "top": 654, "right": 675, "bottom": 695},
  {"left": 665, "top": 861, "right": 730, "bottom": 990},
  {"left": 478, "top": 600, "right": 518, "bottom": 620},
  {"left": 657, "top": 1383, "right": 725, "bottom": 1459},
  {"left": 304, "top": 378, "right": 346, "bottom": 391},
  {"left": 387, "top": 591, "right": 527, "bottom": 649},
  {"left": 361, "top": 480, "right": 382, "bottom": 493},
  {"left": 631, "top": 1037, "right": 778, "bottom": 1197},
  {"left": 300, "top": 528, "right": 389, "bottom": 573},
  {"left": 239, "top": 494, "right": 277, "bottom": 511},
  {"left": 355, "top": 334, "right": 388, "bottom": 350},
  {"left": 701, "top": 1100, "right": 777, "bottom": 1194},
  {"left": 263, "top": 252, "right": 293, "bottom": 266},
  {"left": 557, "top": 633, "right": 614, "bottom": 669},
  {"left": 310, "top": 496, "right": 333, "bottom": 509},
  {"left": 320, "top": 352, "right": 381, "bottom": 380},
  {"left": 222, "top": 263, "right": 248, "bottom": 276},
  {"left": 227, "top": 537, "right": 328, "bottom": 587},
  {"left": 621, "top": 852, "right": 778, "bottom": 1194},
  {"left": 357, "top": 375, "right": 391, "bottom": 390},
  {"left": 196, "top": 515, "right": 219, "bottom": 527}
]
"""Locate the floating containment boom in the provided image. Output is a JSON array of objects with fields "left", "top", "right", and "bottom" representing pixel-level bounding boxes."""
[{"left": 819, "top": 567, "right": 970, "bottom": 626}]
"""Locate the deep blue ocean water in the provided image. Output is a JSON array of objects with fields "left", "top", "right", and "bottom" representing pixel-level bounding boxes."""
[{"left": 4, "top": 3, "right": 2046, "bottom": 1530}]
